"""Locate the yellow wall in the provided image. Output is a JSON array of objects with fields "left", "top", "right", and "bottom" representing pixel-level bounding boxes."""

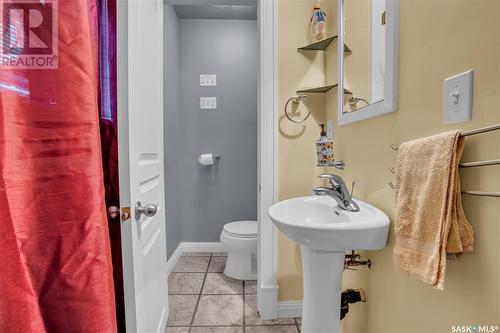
[
  {"left": 277, "top": 0, "right": 336, "bottom": 301},
  {"left": 278, "top": 1, "right": 500, "bottom": 332}
]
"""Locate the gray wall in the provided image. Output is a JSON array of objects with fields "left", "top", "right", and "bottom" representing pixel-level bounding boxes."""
[
  {"left": 165, "top": 18, "right": 257, "bottom": 259},
  {"left": 164, "top": 4, "right": 182, "bottom": 258}
]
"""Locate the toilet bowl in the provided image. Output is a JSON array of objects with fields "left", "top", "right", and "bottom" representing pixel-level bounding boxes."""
[{"left": 220, "top": 221, "right": 258, "bottom": 280}]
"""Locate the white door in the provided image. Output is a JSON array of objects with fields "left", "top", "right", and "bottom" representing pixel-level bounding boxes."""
[{"left": 117, "top": 0, "right": 168, "bottom": 332}]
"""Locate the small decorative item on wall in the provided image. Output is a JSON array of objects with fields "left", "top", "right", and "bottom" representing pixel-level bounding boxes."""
[
  {"left": 310, "top": 7, "right": 327, "bottom": 42},
  {"left": 316, "top": 124, "right": 335, "bottom": 166}
]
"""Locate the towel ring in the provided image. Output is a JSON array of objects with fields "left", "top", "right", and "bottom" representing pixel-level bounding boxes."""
[{"left": 284, "top": 95, "right": 310, "bottom": 124}]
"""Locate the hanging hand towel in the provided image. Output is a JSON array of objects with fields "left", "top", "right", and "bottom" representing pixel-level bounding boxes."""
[{"left": 393, "top": 130, "right": 473, "bottom": 290}]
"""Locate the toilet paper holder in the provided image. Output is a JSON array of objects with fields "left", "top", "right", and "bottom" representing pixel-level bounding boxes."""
[{"left": 198, "top": 153, "right": 221, "bottom": 166}]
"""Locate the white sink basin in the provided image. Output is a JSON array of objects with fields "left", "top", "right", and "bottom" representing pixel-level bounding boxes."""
[
  {"left": 268, "top": 196, "right": 390, "bottom": 333},
  {"left": 268, "top": 196, "right": 390, "bottom": 251}
]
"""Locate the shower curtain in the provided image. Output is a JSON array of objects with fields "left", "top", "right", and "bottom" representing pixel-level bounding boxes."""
[
  {"left": 98, "top": 0, "right": 125, "bottom": 331},
  {"left": 0, "top": 0, "right": 117, "bottom": 331}
]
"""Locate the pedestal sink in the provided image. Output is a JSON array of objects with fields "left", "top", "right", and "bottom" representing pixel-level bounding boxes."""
[{"left": 268, "top": 196, "right": 390, "bottom": 333}]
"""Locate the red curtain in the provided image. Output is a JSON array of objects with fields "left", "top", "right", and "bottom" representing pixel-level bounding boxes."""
[{"left": 0, "top": 1, "right": 117, "bottom": 332}]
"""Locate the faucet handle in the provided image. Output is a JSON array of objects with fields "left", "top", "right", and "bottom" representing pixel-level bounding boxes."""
[{"left": 318, "top": 174, "right": 344, "bottom": 187}]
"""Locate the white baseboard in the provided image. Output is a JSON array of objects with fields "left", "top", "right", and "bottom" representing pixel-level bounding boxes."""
[
  {"left": 182, "top": 242, "right": 226, "bottom": 253},
  {"left": 166, "top": 243, "right": 184, "bottom": 276},
  {"left": 258, "top": 285, "right": 279, "bottom": 320},
  {"left": 278, "top": 301, "right": 303, "bottom": 319},
  {"left": 166, "top": 242, "right": 226, "bottom": 276}
]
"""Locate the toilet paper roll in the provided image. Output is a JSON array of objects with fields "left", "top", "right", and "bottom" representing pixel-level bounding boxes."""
[{"left": 198, "top": 154, "right": 215, "bottom": 166}]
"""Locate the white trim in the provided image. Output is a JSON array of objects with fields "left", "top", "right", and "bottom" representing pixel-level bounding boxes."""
[
  {"left": 257, "top": 0, "right": 279, "bottom": 320},
  {"left": 181, "top": 242, "right": 226, "bottom": 253},
  {"left": 166, "top": 243, "right": 184, "bottom": 276},
  {"left": 166, "top": 242, "right": 227, "bottom": 276},
  {"left": 278, "top": 301, "right": 303, "bottom": 319},
  {"left": 338, "top": 0, "right": 399, "bottom": 126}
]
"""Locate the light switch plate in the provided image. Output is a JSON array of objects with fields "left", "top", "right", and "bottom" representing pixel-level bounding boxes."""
[
  {"left": 200, "top": 97, "right": 217, "bottom": 109},
  {"left": 444, "top": 70, "right": 473, "bottom": 124},
  {"left": 200, "top": 74, "right": 216, "bottom": 87}
]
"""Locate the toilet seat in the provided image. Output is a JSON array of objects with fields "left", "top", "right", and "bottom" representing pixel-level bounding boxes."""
[{"left": 223, "top": 221, "right": 257, "bottom": 239}]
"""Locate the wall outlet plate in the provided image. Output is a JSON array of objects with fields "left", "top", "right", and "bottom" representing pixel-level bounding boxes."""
[
  {"left": 200, "top": 97, "right": 217, "bottom": 109},
  {"left": 444, "top": 70, "right": 473, "bottom": 124},
  {"left": 200, "top": 74, "right": 216, "bottom": 87}
]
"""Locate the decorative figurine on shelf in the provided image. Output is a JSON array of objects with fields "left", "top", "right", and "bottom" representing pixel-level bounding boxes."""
[{"left": 310, "top": 7, "right": 327, "bottom": 42}]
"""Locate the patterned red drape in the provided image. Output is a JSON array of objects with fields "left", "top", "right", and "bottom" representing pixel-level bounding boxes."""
[{"left": 0, "top": 0, "right": 117, "bottom": 332}]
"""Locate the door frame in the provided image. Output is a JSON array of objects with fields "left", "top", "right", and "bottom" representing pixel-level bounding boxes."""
[
  {"left": 257, "top": 0, "right": 279, "bottom": 320},
  {"left": 119, "top": 0, "right": 279, "bottom": 322}
]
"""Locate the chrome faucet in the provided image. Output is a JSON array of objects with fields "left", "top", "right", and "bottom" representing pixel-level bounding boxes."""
[{"left": 313, "top": 174, "right": 360, "bottom": 212}]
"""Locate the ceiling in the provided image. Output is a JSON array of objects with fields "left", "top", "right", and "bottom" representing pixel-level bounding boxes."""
[{"left": 173, "top": 4, "right": 257, "bottom": 20}]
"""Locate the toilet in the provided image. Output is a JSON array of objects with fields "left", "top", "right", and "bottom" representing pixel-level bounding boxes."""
[{"left": 220, "top": 221, "right": 258, "bottom": 280}]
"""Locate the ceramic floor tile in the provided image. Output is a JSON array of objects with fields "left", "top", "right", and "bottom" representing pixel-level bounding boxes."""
[
  {"left": 208, "top": 256, "right": 227, "bottom": 273},
  {"left": 202, "top": 273, "right": 243, "bottom": 295},
  {"left": 168, "top": 273, "right": 205, "bottom": 294},
  {"left": 190, "top": 327, "right": 243, "bottom": 333},
  {"left": 192, "top": 295, "right": 243, "bottom": 326},
  {"left": 245, "top": 326, "right": 299, "bottom": 333},
  {"left": 165, "top": 327, "right": 189, "bottom": 333},
  {"left": 173, "top": 256, "right": 210, "bottom": 273},
  {"left": 166, "top": 295, "right": 198, "bottom": 326},
  {"left": 245, "top": 295, "right": 295, "bottom": 326},
  {"left": 182, "top": 252, "right": 212, "bottom": 257},
  {"left": 244, "top": 280, "right": 257, "bottom": 294}
]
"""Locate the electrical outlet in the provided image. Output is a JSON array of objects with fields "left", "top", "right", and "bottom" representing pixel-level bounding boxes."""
[
  {"left": 200, "top": 97, "right": 217, "bottom": 110},
  {"left": 200, "top": 74, "right": 216, "bottom": 87},
  {"left": 444, "top": 70, "right": 473, "bottom": 124}
]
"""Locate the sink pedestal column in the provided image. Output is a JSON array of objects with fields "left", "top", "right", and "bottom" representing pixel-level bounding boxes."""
[{"left": 300, "top": 246, "right": 345, "bottom": 333}]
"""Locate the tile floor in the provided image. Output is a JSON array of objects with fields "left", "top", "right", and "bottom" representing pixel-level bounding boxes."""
[{"left": 166, "top": 252, "right": 301, "bottom": 333}]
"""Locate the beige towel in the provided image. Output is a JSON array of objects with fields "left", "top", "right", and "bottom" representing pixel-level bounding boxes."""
[{"left": 393, "top": 130, "right": 473, "bottom": 290}]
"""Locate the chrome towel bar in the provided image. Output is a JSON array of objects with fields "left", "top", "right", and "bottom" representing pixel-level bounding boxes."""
[
  {"left": 459, "top": 159, "right": 500, "bottom": 168},
  {"left": 462, "top": 191, "right": 500, "bottom": 198},
  {"left": 390, "top": 123, "right": 500, "bottom": 151},
  {"left": 388, "top": 123, "right": 500, "bottom": 197},
  {"left": 388, "top": 183, "right": 500, "bottom": 198},
  {"left": 460, "top": 123, "right": 500, "bottom": 137}
]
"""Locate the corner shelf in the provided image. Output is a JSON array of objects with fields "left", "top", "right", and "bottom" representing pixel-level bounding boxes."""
[
  {"left": 297, "top": 36, "right": 352, "bottom": 53},
  {"left": 297, "top": 84, "right": 352, "bottom": 95}
]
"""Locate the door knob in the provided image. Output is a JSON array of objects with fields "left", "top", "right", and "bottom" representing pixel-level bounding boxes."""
[{"left": 134, "top": 201, "right": 158, "bottom": 220}]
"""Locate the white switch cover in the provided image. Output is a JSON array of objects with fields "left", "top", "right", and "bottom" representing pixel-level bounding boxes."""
[
  {"left": 444, "top": 70, "right": 473, "bottom": 124},
  {"left": 200, "top": 74, "right": 216, "bottom": 86},
  {"left": 200, "top": 97, "right": 217, "bottom": 110}
]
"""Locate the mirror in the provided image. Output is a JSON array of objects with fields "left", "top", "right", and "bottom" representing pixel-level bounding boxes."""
[
  {"left": 338, "top": 0, "right": 399, "bottom": 125},
  {"left": 344, "top": 0, "right": 386, "bottom": 112}
]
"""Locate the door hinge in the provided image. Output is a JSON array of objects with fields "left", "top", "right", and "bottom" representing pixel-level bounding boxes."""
[{"left": 121, "top": 207, "right": 131, "bottom": 221}]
